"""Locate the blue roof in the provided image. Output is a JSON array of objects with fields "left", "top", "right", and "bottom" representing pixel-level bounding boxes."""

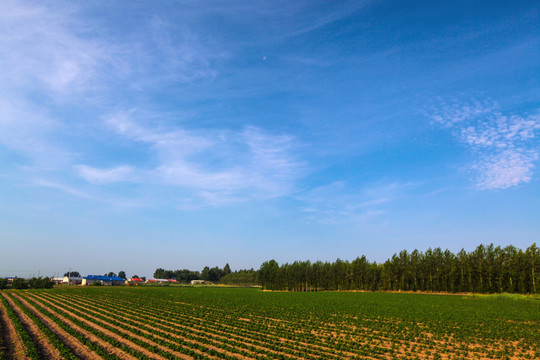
[{"left": 84, "top": 275, "right": 124, "bottom": 281}]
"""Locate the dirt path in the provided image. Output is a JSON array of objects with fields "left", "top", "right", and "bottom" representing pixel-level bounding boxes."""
[
  {"left": 0, "top": 295, "right": 27, "bottom": 360},
  {"left": 11, "top": 293, "right": 103, "bottom": 360},
  {"left": 21, "top": 294, "right": 137, "bottom": 360},
  {"left": 27, "top": 294, "right": 172, "bottom": 360},
  {"left": 1, "top": 293, "right": 63, "bottom": 360}
]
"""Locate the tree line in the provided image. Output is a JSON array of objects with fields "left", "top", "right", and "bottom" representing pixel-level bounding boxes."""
[
  {"left": 153, "top": 268, "right": 201, "bottom": 282},
  {"left": 153, "top": 264, "right": 258, "bottom": 286},
  {"left": 0, "top": 277, "right": 54, "bottom": 289},
  {"left": 258, "top": 243, "right": 539, "bottom": 294},
  {"left": 220, "top": 268, "right": 258, "bottom": 286}
]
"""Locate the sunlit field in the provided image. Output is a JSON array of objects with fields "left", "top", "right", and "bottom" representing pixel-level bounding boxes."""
[{"left": 1, "top": 287, "right": 538, "bottom": 359}]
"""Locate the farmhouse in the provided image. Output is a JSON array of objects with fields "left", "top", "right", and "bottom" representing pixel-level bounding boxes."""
[
  {"left": 126, "top": 277, "right": 144, "bottom": 285},
  {"left": 82, "top": 275, "right": 125, "bottom": 286},
  {"left": 191, "top": 280, "right": 212, "bottom": 285},
  {"left": 63, "top": 276, "right": 83, "bottom": 285}
]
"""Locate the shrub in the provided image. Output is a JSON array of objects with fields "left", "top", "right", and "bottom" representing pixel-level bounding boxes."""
[
  {"left": 29, "top": 277, "right": 54, "bottom": 289},
  {"left": 11, "top": 278, "right": 28, "bottom": 289}
]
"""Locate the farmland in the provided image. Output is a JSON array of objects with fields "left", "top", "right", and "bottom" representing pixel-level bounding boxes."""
[{"left": 0, "top": 287, "right": 538, "bottom": 360}]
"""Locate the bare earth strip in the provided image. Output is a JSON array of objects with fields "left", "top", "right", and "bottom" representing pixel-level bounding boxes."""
[
  {"left": 57, "top": 292, "right": 534, "bottom": 360},
  {"left": 51, "top": 292, "right": 362, "bottom": 360},
  {"left": 54, "top": 292, "right": 352, "bottom": 359},
  {"left": 0, "top": 295, "right": 27, "bottom": 360},
  {"left": 47, "top": 294, "right": 271, "bottom": 360},
  {"left": 49, "top": 293, "right": 313, "bottom": 359},
  {"left": 26, "top": 294, "right": 179, "bottom": 360},
  {"left": 11, "top": 293, "right": 103, "bottom": 360},
  {"left": 32, "top": 293, "right": 222, "bottom": 360},
  {"left": 2, "top": 293, "right": 64, "bottom": 360},
  {"left": 47, "top": 293, "right": 285, "bottom": 359},
  {"left": 19, "top": 294, "right": 137, "bottom": 360}
]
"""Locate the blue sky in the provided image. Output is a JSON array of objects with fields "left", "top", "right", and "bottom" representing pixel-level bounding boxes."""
[{"left": 1, "top": 0, "right": 539, "bottom": 278}]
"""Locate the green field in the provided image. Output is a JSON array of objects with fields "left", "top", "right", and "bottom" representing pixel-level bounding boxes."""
[{"left": 0, "top": 287, "right": 538, "bottom": 359}]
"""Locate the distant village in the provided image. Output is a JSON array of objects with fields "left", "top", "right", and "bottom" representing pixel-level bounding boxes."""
[
  {"left": 3, "top": 275, "right": 212, "bottom": 286},
  {"left": 1, "top": 265, "right": 258, "bottom": 289}
]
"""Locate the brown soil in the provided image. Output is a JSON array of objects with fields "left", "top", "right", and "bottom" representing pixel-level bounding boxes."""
[
  {"left": 1, "top": 293, "right": 63, "bottom": 360},
  {"left": 49, "top": 293, "right": 305, "bottom": 359},
  {"left": 27, "top": 293, "right": 176, "bottom": 360},
  {"left": 47, "top": 291, "right": 537, "bottom": 360},
  {"left": 11, "top": 293, "right": 102, "bottom": 360},
  {"left": 36, "top": 293, "right": 239, "bottom": 360},
  {"left": 51, "top": 292, "right": 354, "bottom": 360},
  {"left": 0, "top": 296, "right": 26, "bottom": 360},
  {"left": 22, "top": 293, "right": 137, "bottom": 360}
]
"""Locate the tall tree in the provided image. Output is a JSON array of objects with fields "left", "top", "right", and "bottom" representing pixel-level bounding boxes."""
[{"left": 64, "top": 271, "right": 80, "bottom": 277}]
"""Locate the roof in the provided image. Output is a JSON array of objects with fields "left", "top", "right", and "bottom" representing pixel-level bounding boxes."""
[{"left": 84, "top": 275, "right": 125, "bottom": 281}]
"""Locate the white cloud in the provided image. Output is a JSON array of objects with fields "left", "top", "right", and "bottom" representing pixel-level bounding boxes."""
[
  {"left": 429, "top": 98, "right": 498, "bottom": 127},
  {"left": 430, "top": 100, "right": 540, "bottom": 189},
  {"left": 147, "top": 15, "right": 219, "bottom": 82},
  {"left": 0, "top": 1, "right": 121, "bottom": 169},
  {"left": 74, "top": 165, "right": 135, "bottom": 184},
  {"left": 103, "top": 111, "right": 306, "bottom": 204},
  {"left": 474, "top": 149, "right": 538, "bottom": 190},
  {"left": 0, "top": 1, "right": 115, "bottom": 96},
  {"left": 297, "top": 181, "right": 408, "bottom": 225},
  {"left": 34, "top": 179, "right": 96, "bottom": 200},
  {"left": 33, "top": 179, "right": 142, "bottom": 208},
  {"left": 0, "top": 96, "right": 70, "bottom": 168}
]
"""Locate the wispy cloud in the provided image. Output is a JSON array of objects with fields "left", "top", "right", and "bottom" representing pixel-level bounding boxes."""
[
  {"left": 99, "top": 111, "right": 306, "bottom": 205},
  {"left": 34, "top": 179, "right": 96, "bottom": 200},
  {"left": 0, "top": 96, "right": 70, "bottom": 169},
  {"left": 297, "top": 181, "right": 413, "bottom": 225},
  {"left": 429, "top": 99, "right": 540, "bottom": 189},
  {"left": 147, "top": 15, "right": 220, "bottom": 83},
  {"left": 0, "top": 1, "right": 116, "bottom": 96},
  {"left": 33, "top": 179, "right": 142, "bottom": 208},
  {"left": 0, "top": 1, "right": 120, "bottom": 170},
  {"left": 429, "top": 99, "right": 499, "bottom": 128},
  {"left": 74, "top": 165, "right": 135, "bottom": 184}
]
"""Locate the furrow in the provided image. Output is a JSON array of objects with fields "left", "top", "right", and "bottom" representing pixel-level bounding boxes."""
[
  {"left": 93, "top": 295, "right": 345, "bottom": 357},
  {"left": 46, "top": 293, "right": 277, "bottom": 360},
  {"left": 27, "top": 293, "right": 203, "bottom": 360},
  {"left": 2, "top": 293, "right": 63, "bottom": 360},
  {"left": 11, "top": 293, "right": 103, "bottom": 360},
  {"left": 0, "top": 295, "right": 26, "bottom": 360},
  {"left": 19, "top": 294, "right": 138, "bottom": 360},
  {"left": 0, "top": 293, "right": 40, "bottom": 359},
  {"left": 51, "top": 292, "right": 350, "bottom": 359}
]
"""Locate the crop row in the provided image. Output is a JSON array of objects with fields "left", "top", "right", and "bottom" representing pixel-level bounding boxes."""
[
  {"left": 2, "top": 287, "right": 538, "bottom": 360},
  {"left": 47, "top": 291, "right": 375, "bottom": 359},
  {"left": 45, "top": 292, "right": 350, "bottom": 360},
  {"left": 58, "top": 290, "right": 529, "bottom": 360}
]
